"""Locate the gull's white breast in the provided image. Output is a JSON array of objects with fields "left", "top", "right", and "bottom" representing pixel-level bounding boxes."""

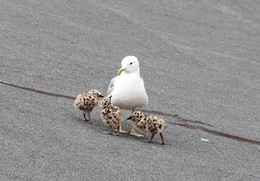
[{"left": 111, "top": 74, "right": 148, "bottom": 110}]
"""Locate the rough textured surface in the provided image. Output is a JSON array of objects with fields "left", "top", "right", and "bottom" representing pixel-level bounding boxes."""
[{"left": 0, "top": 0, "right": 259, "bottom": 180}]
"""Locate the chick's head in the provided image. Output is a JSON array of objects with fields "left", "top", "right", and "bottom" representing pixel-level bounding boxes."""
[
  {"left": 88, "top": 89, "right": 104, "bottom": 98},
  {"left": 127, "top": 111, "right": 144, "bottom": 122}
]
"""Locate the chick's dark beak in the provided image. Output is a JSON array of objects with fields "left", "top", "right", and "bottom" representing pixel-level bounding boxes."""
[
  {"left": 99, "top": 95, "right": 104, "bottom": 98},
  {"left": 127, "top": 116, "right": 132, "bottom": 120}
]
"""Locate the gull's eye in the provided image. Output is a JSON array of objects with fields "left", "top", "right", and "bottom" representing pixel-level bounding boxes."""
[{"left": 130, "top": 62, "right": 133, "bottom": 65}]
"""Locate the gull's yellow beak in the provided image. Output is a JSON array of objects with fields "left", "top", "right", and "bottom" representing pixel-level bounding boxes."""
[{"left": 118, "top": 68, "right": 127, "bottom": 74}]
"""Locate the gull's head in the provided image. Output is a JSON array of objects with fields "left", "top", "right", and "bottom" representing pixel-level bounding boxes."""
[{"left": 118, "top": 56, "right": 140, "bottom": 74}]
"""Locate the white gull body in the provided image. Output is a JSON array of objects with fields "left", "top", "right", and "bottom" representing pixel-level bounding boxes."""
[{"left": 107, "top": 56, "right": 148, "bottom": 110}]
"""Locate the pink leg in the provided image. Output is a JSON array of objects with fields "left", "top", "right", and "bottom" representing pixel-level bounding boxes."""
[
  {"left": 159, "top": 133, "right": 165, "bottom": 145},
  {"left": 88, "top": 112, "right": 99, "bottom": 125},
  {"left": 87, "top": 112, "right": 92, "bottom": 123},
  {"left": 83, "top": 113, "right": 89, "bottom": 122},
  {"left": 83, "top": 113, "right": 99, "bottom": 125},
  {"left": 103, "top": 126, "right": 119, "bottom": 136},
  {"left": 142, "top": 134, "right": 155, "bottom": 143},
  {"left": 149, "top": 134, "right": 155, "bottom": 143}
]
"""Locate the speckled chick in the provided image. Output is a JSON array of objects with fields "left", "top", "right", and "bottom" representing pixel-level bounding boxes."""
[
  {"left": 74, "top": 89, "right": 104, "bottom": 125},
  {"left": 127, "top": 111, "right": 165, "bottom": 144},
  {"left": 100, "top": 95, "right": 122, "bottom": 135}
]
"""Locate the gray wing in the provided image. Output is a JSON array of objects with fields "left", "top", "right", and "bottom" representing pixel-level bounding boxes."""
[{"left": 107, "top": 76, "right": 119, "bottom": 96}]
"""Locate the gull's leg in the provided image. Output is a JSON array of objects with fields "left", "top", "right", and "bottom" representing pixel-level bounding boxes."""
[
  {"left": 115, "top": 126, "right": 120, "bottom": 136},
  {"left": 130, "top": 125, "right": 144, "bottom": 137},
  {"left": 130, "top": 108, "right": 144, "bottom": 137},
  {"left": 149, "top": 134, "right": 155, "bottom": 143},
  {"left": 115, "top": 111, "right": 127, "bottom": 133},
  {"left": 115, "top": 124, "right": 128, "bottom": 133}
]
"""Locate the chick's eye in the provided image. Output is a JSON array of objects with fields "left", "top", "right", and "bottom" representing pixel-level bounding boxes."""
[{"left": 130, "top": 62, "right": 133, "bottom": 65}]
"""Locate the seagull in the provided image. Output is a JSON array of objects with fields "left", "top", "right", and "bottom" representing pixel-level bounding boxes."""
[{"left": 107, "top": 56, "right": 148, "bottom": 137}]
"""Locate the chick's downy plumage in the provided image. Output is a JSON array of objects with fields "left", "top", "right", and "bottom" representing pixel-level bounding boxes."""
[
  {"left": 100, "top": 95, "right": 122, "bottom": 135},
  {"left": 127, "top": 111, "right": 165, "bottom": 144},
  {"left": 74, "top": 89, "right": 104, "bottom": 125}
]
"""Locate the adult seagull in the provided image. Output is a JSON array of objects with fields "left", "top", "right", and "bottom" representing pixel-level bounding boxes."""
[{"left": 107, "top": 56, "right": 148, "bottom": 137}]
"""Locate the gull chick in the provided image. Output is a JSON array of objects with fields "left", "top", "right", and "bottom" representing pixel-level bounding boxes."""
[
  {"left": 107, "top": 56, "right": 148, "bottom": 137},
  {"left": 127, "top": 111, "right": 165, "bottom": 144},
  {"left": 100, "top": 95, "right": 122, "bottom": 135},
  {"left": 74, "top": 90, "right": 104, "bottom": 125}
]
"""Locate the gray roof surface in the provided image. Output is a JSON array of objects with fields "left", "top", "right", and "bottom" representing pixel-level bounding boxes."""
[{"left": 0, "top": 0, "right": 259, "bottom": 180}]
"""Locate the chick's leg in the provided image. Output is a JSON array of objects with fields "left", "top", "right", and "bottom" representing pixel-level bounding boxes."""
[
  {"left": 159, "top": 133, "right": 165, "bottom": 145},
  {"left": 103, "top": 125, "right": 113, "bottom": 135},
  {"left": 87, "top": 112, "right": 99, "bottom": 126},
  {"left": 83, "top": 113, "right": 88, "bottom": 122},
  {"left": 143, "top": 134, "right": 155, "bottom": 143},
  {"left": 103, "top": 126, "right": 119, "bottom": 136},
  {"left": 149, "top": 134, "right": 155, "bottom": 143}
]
